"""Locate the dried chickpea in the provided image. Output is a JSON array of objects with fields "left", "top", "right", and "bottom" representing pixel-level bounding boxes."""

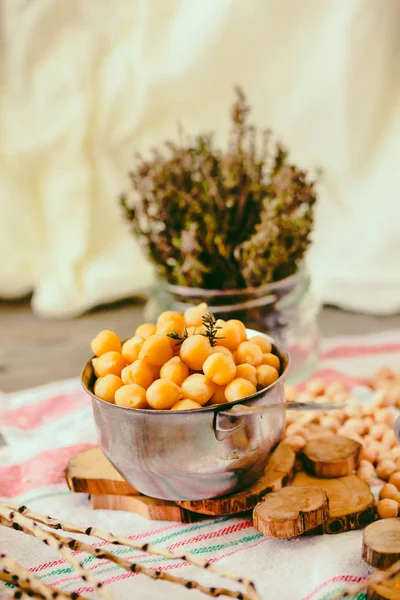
[
  {"left": 157, "top": 311, "right": 185, "bottom": 329},
  {"left": 370, "top": 423, "right": 389, "bottom": 441},
  {"left": 160, "top": 356, "right": 189, "bottom": 386},
  {"left": 285, "top": 385, "right": 298, "bottom": 402},
  {"left": 260, "top": 353, "right": 280, "bottom": 371},
  {"left": 391, "top": 446, "right": 400, "bottom": 459},
  {"left": 210, "top": 345, "right": 234, "bottom": 358},
  {"left": 228, "top": 320, "right": 247, "bottom": 343},
  {"left": 171, "top": 399, "right": 202, "bottom": 411},
  {"left": 305, "top": 379, "right": 326, "bottom": 396},
  {"left": 236, "top": 364, "right": 257, "bottom": 387},
  {"left": 286, "top": 423, "right": 306, "bottom": 437},
  {"left": 184, "top": 303, "right": 208, "bottom": 327},
  {"left": 92, "top": 352, "right": 126, "bottom": 378},
  {"left": 91, "top": 330, "right": 121, "bottom": 357},
  {"left": 284, "top": 435, "right": 306, "bottom": 452},
  {"left": 249, "top": 335, "right": 272, "bottom": 354},
  {"left": 225, "top": 378, "right": 257, "bottom": 402},
  {"left": 93, "top": 374, "right": 122, "bottom": 403},
  {"left": 256, "top": 364, "right": 279, "bottom": 388},
  {"left": 296, "top": 391, "right": 315, "bottom": 404},
  {"left": 376, "top": 460, "right": 397, "bottom": 481},
  {"left": 121, "top": 336, "right": 144, "bottom": 363},
  {"left": 357, "top": 460, "right": 375, "bottom": 483},
  {"left": 203, "top": 353, "right": 236, "bottom": 386},
  {"left": 379, "top": 483, "right": 398, "bottom": 501},
  {"left": 235, "top": 341, "right": 263, "bottom": 366},
  {"left": 115, "top": 384, "right": 148, "bottom": 409},
  {"left": 325, "top": 382, "right": 346, "bottom": 399},
  {"left": 215, "top": 320, "right": 242, "bottom": 352},
  {"left": 389, "top": 471, "right": 400, "bottom": 490},
  {"left": 375, "top": 408, "right": 395, "bottom": 426},
  {"left": 344, "top": 404, "right": 364, "bottom": 419},
  {"left": 121, "top": 359, "right": 154, "bottom": 389},
  {"left": 180, "top": 335, "right": 211, "bottom": 370},
  {"left": 363, "top": 404, "right": 376, "bottom": 417},
  {"left": 378, "top": 450, "right": 394, "bottom": 463},
  {"left": 362, "top": 417, "right": 374, "bottom": 432},
  {"left": 377, "top": 499, "right": 398, "bottom": 519},
  {"left": 135, "top": 323, "right": 157, "bottom": 339},
  {"left": 139, "top": 334, "right": 174, "bottom": 366},
  {"left": 146, "top": 379, "right": 182, "bottom": 410},
  {"left": 382, "top": 430, "right": 398, "bottom": 449},
  {"left": 181, "top": 374, "right": 215, "bottom": 405},
  {"left": 211, "top": 385, "right": 227, "bottom": 404},
  {"left": 342, "top": 418, "right": 365, "bottom": 435},
  {"left": 359, "top": 445, "right": 377, "bottom": 463},
  {"left": 319, "top": 416, "right": 339, "bottom": 432},
  {"left": 368, "top": 440, "right": 385, "bottom": 460}
]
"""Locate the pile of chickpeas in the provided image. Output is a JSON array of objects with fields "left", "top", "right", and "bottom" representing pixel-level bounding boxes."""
[
  {"left": 284, "top": 374, "right": 400, "bottom": 520},
  {"left": 89, "top": 303, "right": 281, "bottom": 411}
]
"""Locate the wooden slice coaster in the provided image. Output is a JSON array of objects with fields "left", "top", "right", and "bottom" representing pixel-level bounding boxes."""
[
  {"left": 302, "top": 435, "right": 361, "bottom": 478},
  {"left": 368, "top": 573, "right": 400, "bottom": 600},
  {"left": 253, "top": 485, "right": 329, "bottom": 538},
  {"left": 363, "top": 519, "right": 400, "bottom": 570},
  {"left": 175, "top": 443, "right": 296, "bottom": 516},
  {"left": 65, "top": 447, "right": 138, "bottom": 495},
  {"left": 293, "top": 471, "right": 375, "bottom": 534},
  {"left": 91, "top": 494, "right": 202, "bottom": 523}
]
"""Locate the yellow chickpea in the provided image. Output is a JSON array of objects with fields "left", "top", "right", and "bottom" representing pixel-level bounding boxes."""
[
  {"left": 235, "top": 341, "right": 263, "bottom": 366},
  {"left": 159, "top": 356, "right": 189, "bottom": 386},
  {"left": 186, "top": 325, "right": 207, "bottom": 336},
  {"left": 180, "top": 335, "right": 211, "bottom": 370},
  {"left": 227, "top": 320, "right": 247, "bottom": 343},
  {"left": 235, "top": 364, "right": 257, "bottom": 387},
  {"left": 184, "top": 303, "right": 208, "bottom": 327},
  {"left": 376, "top": 460, "right": 397, "bottom": 481},
  {"left": 211, "top": 385, "right": 227, "bottom": 404},
  {"left": 181, "top": 374, "right": 215, "bottom": 405},
  {"left": 91, "top": 330, "right": 121, "bottom": 356},
  {"left": 121, "top": 359, "right": 154, "bottom": 389},
  {"left": 211, "top": 345, "right": 234, "bottom": 358},
  {"left": 115, "top": 384, "right": 148, "bottom": 409},
  {"left": 260, "top": 353, "right": 281, "bottom": 371},
  {"left": 171, "top": 399, "right": 203, "bottom": 411},
  {"left": 121, "top": 336, "right": 144, "bottom": 363},
  {"left": 92, "top": 352, "right": 126, "bottom": 378},
  {"left": 379, "top": 483, "right": 398, "bottom": 500},
  {"left": 215, "top": 320, "right": 242, "bottom": 352},
  {"left": 146, "top": 379, "right": 182, "bottom": 409},
  {"left": 377, "top": 499, "right": 399, "bottom": 519},
  {"left": 249, "top": 335, "right": 272, "bottom": 354},
  {"left": 93, "top": 374, "right": 122, "bottom": 403},
  {"left": 139, "top": 334, "right": 173, "bottom": 366},
  {"left": 225, "top": 378, "right": 257, "bottom": 402},
  {"left": 203, "top": 353, "right": 236, "bottom": 386},
  {"left": 156, "top": 320, "right": 183, "bottom": 337},
  {"left": 389, "top": 471, "right": 400, "bottom": 490},
  {"left": 256, "top": 364, "right": 279, "bottom": 388},
  {"left": 157, "top": 311, "right": 185, "bottom": 329},
  {"left": 135, "top": 323, "right": 157, "bottom": 339}
]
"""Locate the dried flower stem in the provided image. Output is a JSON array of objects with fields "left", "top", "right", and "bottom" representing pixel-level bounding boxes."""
[
  {"left": 2, "top": 503, "right": 259, "bottom": 600},
  {"left": 329, "top": 557, "right": 400, "bottom": 599}
]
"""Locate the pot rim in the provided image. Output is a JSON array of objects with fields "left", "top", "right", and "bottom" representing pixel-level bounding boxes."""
[{"left": 81, "top": 328, "right": 289, "bottom": 415}]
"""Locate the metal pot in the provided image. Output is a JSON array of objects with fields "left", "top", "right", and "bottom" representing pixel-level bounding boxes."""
[{"left": 81, "top": 329, "right": 289, "bottom": 501}]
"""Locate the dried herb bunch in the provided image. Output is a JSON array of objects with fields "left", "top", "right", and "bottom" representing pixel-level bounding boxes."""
[{"left": 120, "top": 88, "right": 317, "bottom": 289}]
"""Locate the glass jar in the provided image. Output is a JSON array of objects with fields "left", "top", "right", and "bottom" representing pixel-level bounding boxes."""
[{"left": 145, "top": 265, "right": 320, "bottom": 383}]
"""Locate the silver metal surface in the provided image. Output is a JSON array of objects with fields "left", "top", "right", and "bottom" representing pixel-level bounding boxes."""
[
  {"left": 218, "top": 400, "right": 345, "bottom": 417},
  {"left": 81, "top": 329, "right": 289, "bottom": 501}
]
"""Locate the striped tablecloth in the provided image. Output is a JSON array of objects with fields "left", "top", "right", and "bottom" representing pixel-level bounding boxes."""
[{"left": 1, "top": 330, "right": 399, "bottom": 600}]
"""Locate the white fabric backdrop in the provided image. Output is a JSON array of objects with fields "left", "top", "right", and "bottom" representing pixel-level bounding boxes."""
[{"left": 0, "top": 0, "right": 399, "bottom": 317}]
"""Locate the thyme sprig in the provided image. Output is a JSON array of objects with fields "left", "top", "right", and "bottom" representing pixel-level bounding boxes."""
[
  {"left": 167, "top": 326, "right": 189, "bottom": 346},
  {"left": 201, "top": 312, "right": 223, "bottom": 347}
]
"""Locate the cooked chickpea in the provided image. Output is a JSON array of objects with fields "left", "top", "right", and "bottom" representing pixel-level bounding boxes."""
[
  {"left": 121, "top": 359, "right": 154, "bottom": 389},
  {"left": 139, "top": 335, "right": 174, "bottom": 366},
  {"left": 377, "top": 499, "right": 399, "bottom": 519},
  {"left": 211, "top": 385, "right": 227, "bottom": 404},
  {"left": 228, "top": 320, "right": 247, "bottom": 343},
  {"left": 375, "top": 408, "right": 395, "bottom": 426},
  {"left": 225, "top": 378, "right": 257, "bottom": 402},
  {"left": 146, "top": 379, "right": 181, "bottom": 409},
  {"left": 305, "top": 379, "right": 326, "bottom": 396},
  {"left": 157, "top": 320, "right": 184, "bottom": 337},
  {"left": 357, "top": 460, "right": 375, "bottom": 483},
  {"left": 235, "top": 341, "right": 263, "bottom": 366},
  {"left": 284, "top": 435, "right": 306, "bottom": 453},
  {"left": 210, "top": 345, "right": 234, "bottom": 358},
  {"left": 186, "top": 325, "right": 207, "bottom": 336},
  {"left": 180, "top": 335, "right": 211, "bottom": 370},
  {"left": 379, "top": 483, "right": 398, "bottom": 501},
  {"left": 171, "top": 399, "right": 203, "bottom": 411},
  {"left": 159, "top": 356, "right": 189, "bottom": 386},
  {"left": 236, "top": 364, "right": 257, "bottom": 387},
  {"left": 91, "top": 330, "right": 121, "bottom": 357},
  {"left": 249, "top": 335, "right": 272, "bottom": 354},
  {"left": 121, "top": 336, "right": 144, "bottom": 363},
  {"left": 256, "top": 364, "right": 279, "bottom": 388},
  {"left": 376, "top": 460, "right": 397, "bottom": 481},
  {"left": 184, "top": 303, "right": 208, "bottom": 327},
  {"left": 135, "top": 323, "right": 157, "bottom": 339},
  {"left": 93, "top": 374, "right": 122, "bottom": 403},
  {"left": 181, "top": 374, "right": 215, "bottom": 405},
  {"left": 115, "top": 384, "right": 148, "bottom": 409},
  {"left": 92, "top": 352, "right": 126, "bottom": 377},
  {"left": 260, "top": 353, "right": 281, "bottom": 372},
  {"left": 203, "top": 353, "right": 236, "bottom": 386},
  {"left": 389, "top": 471, "right": 400, "bottom": 490},
  {"left": 157, "top": 311, "right": 185, "bottom": 329},
  {"left": 215, "top": 320, "right": 242, "bottom": 352}
]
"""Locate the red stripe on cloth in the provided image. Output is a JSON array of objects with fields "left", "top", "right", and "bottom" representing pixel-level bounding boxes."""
[
  {"left": 0, "top": 443, "right": 94, "bottom": 497},
  {"left": 301, "top": 574, "right": 366, "bottom": 600},
  {"left": 167, "top": 520, "right": 252, "bottom": 551},
  {"left": 296, "top": 368, "right": 365, "bottom": 391},
  {"left": 0, "top": 391, "right": 90, "bottom": 431},
  {"left": 320, "top": 342, "right": 400, "bottom": 360}
]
